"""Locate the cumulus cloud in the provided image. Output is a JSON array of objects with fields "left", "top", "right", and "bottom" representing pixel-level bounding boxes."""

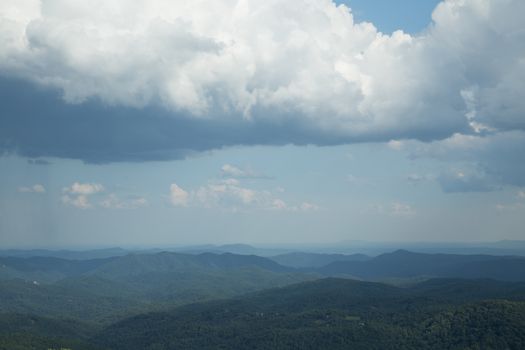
[
  {"left": 18, "top": 184, "right": 46, "bottom": 193},
  {"left": 397, "top": 130, "right": 525, "bottom": 192},
  {"left": 194, "top": 178, "right": 268, "bottom": 209},
  {"left": 220, "top": 164, "right": 267, "bottom": 179},
  {"left": 62, "top": 182, "right": 104, "bottom": 208},
  {"left": 63, "top": 182, "right": 104, "bottom": 195},
  {"left": 61, "top": 194, "right": 91, "bottom": 209},
  {"left": 169, "top": 183, "right": 189, "bottom": 206},
  {"left": 168, "top": 177, "right": 317, "bottom": 212},
  {"left": 0, "top": 0, "right": 524, "bottom": 162}
]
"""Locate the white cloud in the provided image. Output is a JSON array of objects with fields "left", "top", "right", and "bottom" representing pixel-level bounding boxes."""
[
  {"left": 270, "top": 198, "right": 288, "bottom": 211},
  {"left": 299, "top": 202, "right": 320, "bottom": 212},
  {"left": 269, "top": 199, "right": 319, "bottom": 212},
  {"left": 62, "top": 182, "right": 104, "bottom": 209},
  {"left": 63, "top": 182, "right": 104, "bottom": 195},
  {"left": 194, "top": 178, "right": 263, "bottom": 209},
  {"left": 221, "top": 164, "right": 246, "bottom": 178},
  {"left": 1, "top": 0, "right": 524, "bottom": 143},
  {"left": 220, "top": 164, "right": 265, "bottom": 179},
  {"left": 169, "top": 183, "right": 189, "bottom": 206},
  {"left": 100, "top": 194, "right": 148, "bottom": 209},
  {"left": 18, "top": 184, "right": 46, "bottom": 193},
  {"left": 61, "top": 194, "right": 91, "bottom": 209},
  {"left": 169, "top": 175, "right": 317, "bottom": 212}
]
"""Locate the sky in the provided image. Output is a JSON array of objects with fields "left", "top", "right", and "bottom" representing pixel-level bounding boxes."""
[{"left": 1, "top": 0, "right": 524, "bottom": 248}]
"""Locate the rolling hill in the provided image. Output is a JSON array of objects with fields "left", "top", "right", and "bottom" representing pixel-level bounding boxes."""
[{"left": 93, "top": 277, "right": 525, "bottom": 350}]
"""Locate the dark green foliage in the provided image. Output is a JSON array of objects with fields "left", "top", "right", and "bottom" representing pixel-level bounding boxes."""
[
  {"left": 3, "top": 250, "right": 525, "bottom": 350},
  {"left": 0, "top": 252, "right": 315, "bottom": 324},
  {"left": 0, "top": 314, "right": 98, "bottom": 350}
]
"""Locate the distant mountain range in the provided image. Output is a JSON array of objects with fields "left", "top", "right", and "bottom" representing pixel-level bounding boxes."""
[
  {"left": 318, "top": 249, "right": 525, "bottom": 281},
  {"left": 3, "top": 240, "right": 525, "bottom": 260},
  {"left": 0, "top": 247, "right": 128, "bottom": 260},
  {"left": 2, "top": 249, "right": 525, "bottom": 286},
  {"left": 270, "top": 252, "right": 371, "bottom": 268}
]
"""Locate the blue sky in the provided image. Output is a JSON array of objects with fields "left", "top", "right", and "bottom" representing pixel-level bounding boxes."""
[{"left": 0, "top": 0, "right": 524, "bottom": 247}]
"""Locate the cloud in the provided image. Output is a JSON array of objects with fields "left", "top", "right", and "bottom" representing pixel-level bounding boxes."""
[
  {"left": 61, "top": 194, "right": 91, "bottom": 209},
  {"left": 27, "top": 159, "right": 51, "bottom": 165},
  {"left": 63, "top": 182, "right": 104, "bottom": 195},
  {"left": 437, "top": 170, "right": 496, "bottom": 193},
  {"left": 299, "top": 202, "right": 320, "bottom": 212},
  {"left": 169, "top": 183, "right": 189, "bottom": 207},
  {"left": 194, "top": 178, "right": 266, "bottom": 209},
  {"left": 366, "top": 201, "right": 415, "bottom": 217},
  {"left": 100, "top": 194, "right": 148, "bottom": 209},
  {"left": 62, "top": 182, "right": 104, "bottom": 208},
  {"left": 401, "top": 130, "right": 525, "bottom": 191},
  {"left": 18, "top": 184, "right": 46, "bottom": 193},
  {"left": 220, "top": 164, "right": 267, "bottom": 179},
  {"left": 0, "top": 0, "right": 523, "bottom": 162},
  {"left": 494, "top": 190, "right": 525, "bottom": 212},
  {"left": 168, "top": 176, "right": 317, "bottom": 212}
]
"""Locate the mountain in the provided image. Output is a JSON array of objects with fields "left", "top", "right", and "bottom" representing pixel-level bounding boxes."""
[
  {"left": 0, "top": 313, "right": 98, "bottom": 350},
  {"left": 0, "top": 251, "right": 292, "bottom": 283},
  {"left": 93, "top": 278, "right": 525, "bottom": 350},
  {"left": 0, "top": 256, "right": 116, "bottom": 283},
  {"left": 0, "top": 247, "right": 129, "bottom": 260},
  {"left": 270, "top": 252, "right": 371, "bottom": 268},
  {"left": 89, "top": 251, "right": 290, "bottom": 278},
  {"left": 319, "top": 249, "right": 525, "bottom": 281},
  {"left": 0, "top": 252, "right": 314, "bottom": 323},
  {"left": 173, "top": 244, "right": 288, "bottom": 256}
]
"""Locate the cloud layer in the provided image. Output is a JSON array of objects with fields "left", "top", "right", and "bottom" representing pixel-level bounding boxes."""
[{"left": 0, "top": 0, "right": 524, "bottom": 162}]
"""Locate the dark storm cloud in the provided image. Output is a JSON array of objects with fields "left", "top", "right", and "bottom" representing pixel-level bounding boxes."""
[
  {"left": 0, "top": 77, "right": 322, "bottom": 163},
  {"left": 0, "top": 76, "right": 460, "bottom": 163},
  {"left": 27, "top": 159, "right": 51, "bottom": 165}
]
